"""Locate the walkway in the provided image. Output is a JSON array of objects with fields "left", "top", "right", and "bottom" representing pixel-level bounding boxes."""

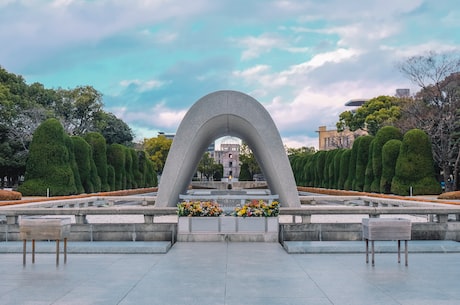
[{"left": 1, "top": 241, "right": 460, "bottom": 304}]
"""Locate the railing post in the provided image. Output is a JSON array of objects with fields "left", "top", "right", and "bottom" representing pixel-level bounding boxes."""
[
  {"left": 437, "top": 214, "right": 448, "bottom": 223},
  {"left": 6, "top": 215, "right": 18, "bottom": 225},
  {"left": 144, "top": 215, "right": 154, "bottom": 223},
  {"left": 75, "top": 214, "right": 87, "bottom": 224}
]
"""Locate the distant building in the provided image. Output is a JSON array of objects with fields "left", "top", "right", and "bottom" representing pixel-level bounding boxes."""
[
  {"left": 395, "top": 88, "right": 410, "bottom": 98},
  {"left": 317, "top": 126, "right": 367, "bottom": 151},
  {"left": 214, "top": 143, "right": 240, "bottom": 180}
]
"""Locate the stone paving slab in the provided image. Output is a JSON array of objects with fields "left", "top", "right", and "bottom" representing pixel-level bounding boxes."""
[
  {"left": 0, "top": 241, "right": 172, "bottom": 254},
  {"left": 1, "top": 242, "right": 460, "bottom": 304},
  {"left": 283, "top": 240, "right": 460, "bottom": 254}
]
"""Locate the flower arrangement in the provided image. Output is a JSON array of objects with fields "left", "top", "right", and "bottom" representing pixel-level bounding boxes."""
[
  {"left": 233, "top": 200, "right": 279, "bottom": 217},
  {"left": 177, "top": 201, "right": 223, "bottom": 217}
]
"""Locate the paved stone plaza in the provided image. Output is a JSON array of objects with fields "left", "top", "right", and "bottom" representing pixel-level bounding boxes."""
[{"left": 1, "top": 241, "right": 460, "bottom": 305}]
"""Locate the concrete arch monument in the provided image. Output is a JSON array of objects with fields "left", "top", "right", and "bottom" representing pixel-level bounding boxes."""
[{"left": 155, "top": 90, "right": 300, "bottom": 207}]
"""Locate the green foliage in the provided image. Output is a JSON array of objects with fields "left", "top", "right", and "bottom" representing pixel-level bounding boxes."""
[
  {"left": 19, "top": 119, "right": 77, "bottom": 196},
  {"left": 315, "top": 151, "right": 327, "bottom": 188},
  {"left": 371, "top": 126, "right": 403, "bottom": 192},
  {"left": 107, "top": 165, "right": 115, "bottom": 190},
  {"left": 66, "top": 136, "right": 84, "bottom": 194},
  {"left": 332, "top": 149, "right": 344, "bottom": 189},
  {"left": 107, "top": 143, "right": 126, "bottom": 191},
  {"left": 354, "top": 136, "right": 373, "bottom": 191},
  {"left": 84, "top": 132, "right": 109, "bottom": 191},
  {"left": 239, "top": 162, "right": 252, "bottom": 181},
  {"left": 381, "top": 139, "right": 401, "bottom": 194},
  {"left": 93, "top": 111, "right": 134, "bottom": 145},
  {"left": 72, "top": 136, "right": 94, "bottom": 193},
  {"left": 338, "top": 149, "right": 351, "bottom": 190},
  {"left": 391, "top": 129, "right": 442, "bottom": 195},
  {"left": 363, "top": 140, "right": 375, "bottom": 192},
  {"left": 344, "top": 139, "right": 359, "bottom": 190},
  {"left": 143, "top": 135, "right": 172, "bottom": 174},
  {"left": 130, "top": 149, "right": 141, "bottom": 189},
  {"left": 124, "top": 147, "right": 134, "bottom": 189},
  {"left": 337, "top": 96, "right": 403, "bottom": 136}
]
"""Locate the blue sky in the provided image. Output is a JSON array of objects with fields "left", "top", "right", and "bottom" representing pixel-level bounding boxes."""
[{"left": 1, "top": 0, "right": 460, "bottom": 148}]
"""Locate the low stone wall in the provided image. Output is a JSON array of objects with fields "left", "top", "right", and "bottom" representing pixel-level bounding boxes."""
[
  {"left": 0, "top": 223, "right": 176, "bottom": 243},
  {"left": 280, "top": 222, "right": 460, "bottom": 242}
]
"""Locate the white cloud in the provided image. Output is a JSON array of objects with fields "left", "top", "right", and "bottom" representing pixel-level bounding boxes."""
[
  {"left": 119, "top": 79, "right": 166, "bottom": 92},
  {"left": 235, "top": 34, "right": 284, "bottom": 60},
  {"left": 111, "top": 102, "right": 187, "bottom": 130}
]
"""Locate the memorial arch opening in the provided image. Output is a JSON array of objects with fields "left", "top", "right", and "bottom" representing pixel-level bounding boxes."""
[{"left": 155, "top": 90, "right": 300, "bottom": 208}]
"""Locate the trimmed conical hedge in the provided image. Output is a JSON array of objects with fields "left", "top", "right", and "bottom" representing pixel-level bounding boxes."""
[
  {"left": 19, "top": 118, "right": 77, "bottom": 196},
  {"left": 391, "top": 129, "right": 441, "bottom": 195}
]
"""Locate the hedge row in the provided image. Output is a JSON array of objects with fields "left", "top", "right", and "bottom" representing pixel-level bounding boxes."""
[
  {"left": 291, "top": 127, "right": 441, "bottom": 196},
  {"left": 18, "top": 119, "right": 157, "bottom": 196}
]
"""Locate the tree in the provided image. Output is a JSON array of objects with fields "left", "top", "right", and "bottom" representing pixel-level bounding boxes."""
[
  {"left": 18, "top": 119, "right": 77, "bottom": 196},
  {"left": 107, "top": 143, "right": 126, "bottom": 191},
  {"left": 84, "top": 132, "right": 110, "bottom": 191},
  {"left": 399, "top": 51, "right": 460, "bottom": 191},
  {"left": 391, "top": 129, "right": 441, "bottom": 195},
  {"left": 93, "top": 111, "right": 134, "bottom": 145},
  {"left": 338, "top": 149, "right": 351, "bottom": 190},
  {"left": 197, "top": 152, "right": 220, "bottom": 181},
  {"left": 381, "top": 139, "right": 402, "bottom": 194},
  {"left": 337, "top": 96, "right": 403, "bottom": 136},
  {"left": 143, "top": 135, "right": 172, "bottom": 174},
  {"left": 54, "top": 86, "right": 103, "bottom": 135},
  {"left": 72, "top": 136, "right": 94, "bottom": 193},
  {"left": 370, "top": 126, "right": 403, "bottom": 193},
  {"left": 354, "top": 136, "right": 373, "bottom": 192},
  {"left": 239, "top": 143, "right": 261, "bottom": 180}
]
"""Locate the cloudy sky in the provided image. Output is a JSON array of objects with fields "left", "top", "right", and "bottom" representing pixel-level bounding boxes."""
[{"left": 1, "top": 0, "right": 459, "bottom": 149}]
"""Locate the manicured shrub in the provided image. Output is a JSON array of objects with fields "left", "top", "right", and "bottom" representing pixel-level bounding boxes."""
[
  {"left": 344, "top": 139, "right": 359, "bottom": 190},
  {"left": 363, "top": 140, "right": 375, "bottom": 192},
  {"left": 71, "top": 136, "right": 94, "bottom": 193},
  {"left": 391, "top": 129, "right": 442, "bottom": 195},
  {"left": 315, "top": 151, "right": 327, "bottom": 188},
  {"left": 324, "top": 150, "right": 337, "bottom": 189},
  {"left": 107, "top": 143, "right": 126, "bottom": 191},
  {"left": 333, "top": 149, "right": 345, "bottom": 189},
  {"left": 338, "top": 149, "right": 351, "bottom": 190},
  {"left": 65, "top": 136, "right": 84, "bottom": 194},
  {"left": 19, "top": 118, "right": 77, "bottom": 196},
  {"left": 88, "top": 150, "right": 101, "bottom": 192},
  {"left": 354, "top": 135, "right": 373, "bottom": 192},
  {"left": 381, "top": 139, "right": 401, "bottom": 194},
  {"left": 85, "top": 132, "right": 109, "bottom": 191},
  {"left": 107, "top": 165, "right": 115, "bottom": 190},
  {"left": 124, "top": 147, "right": 134, "bottom": 189},
  {"left": 371, "top": 126, "right": 402, "bottom": 192},
  {"left": 130, "top": 149, "right": 141, "bottom": 188}
]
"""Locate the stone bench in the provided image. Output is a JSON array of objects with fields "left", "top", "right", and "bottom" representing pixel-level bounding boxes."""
[
  {"left": 19, "top": 217, "right": 71, "bottom": 266},
  {"left": 362, "top": 218, "right": 411, "bottom": 266}
]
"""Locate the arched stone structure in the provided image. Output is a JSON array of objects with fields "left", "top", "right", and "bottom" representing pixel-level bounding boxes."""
[{"left": 155, "top": 90, "right": 300, "bottom": 207}]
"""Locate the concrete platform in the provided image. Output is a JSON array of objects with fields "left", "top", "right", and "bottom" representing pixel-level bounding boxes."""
[
  {"left": 1, "top": 241, "right": 460, "bottom": 304},
  {"left": 283, "top": 240, "right": 460, "bottom": 253},
  {"left": 0, "top": 241, "right": 172, "bottom": 254}
]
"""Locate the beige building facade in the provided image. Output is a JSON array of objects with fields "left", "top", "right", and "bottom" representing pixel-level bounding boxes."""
[{"left": 317, "top": 126, "right": 367, "bottom": 151}]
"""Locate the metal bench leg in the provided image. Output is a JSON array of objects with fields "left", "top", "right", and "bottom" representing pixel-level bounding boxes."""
[
  {"left": 405, "top": 240, "right": 408, "bottom": 266},
  {"left": 365, "top": 239, "right": 369, "bottom": 263},
  {"left": 23, "top": 240, "right": 26, "bottom": 266},
  {"left": 56, "top": 240, "right": 59, "bottom": 266},
  {"left": 371, "top": 241, "right": 375, "bottom": 266},
  {"left": 32, "top": 240, "right": 35, "bottom": 264},
  {"left": 398, "top": 240, "right": 401, "bottom": 263},
  {"left": 64, "top": 238, "right": 67, "bottom": 264}
]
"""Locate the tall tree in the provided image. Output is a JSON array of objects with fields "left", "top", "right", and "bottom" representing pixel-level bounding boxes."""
[
  {"left": 337, "top": 96, "right": 403, "bottom": 136},
  {"left": 399, "top": 51, "right": 460, "bottom": 191},
  {"left": 143, "top": 135, "right": 172, "bottom": 174}
]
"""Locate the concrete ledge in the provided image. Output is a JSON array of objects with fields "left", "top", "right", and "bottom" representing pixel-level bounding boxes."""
[
  {"left": 283, "top": 240, "right": 460, "bottom": 254},
  {"left": 0, "top": 241, "right": 172, "bottom": 254},
  {"left": 177, "top": 233, "right": 278, "bottom": 242}
]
